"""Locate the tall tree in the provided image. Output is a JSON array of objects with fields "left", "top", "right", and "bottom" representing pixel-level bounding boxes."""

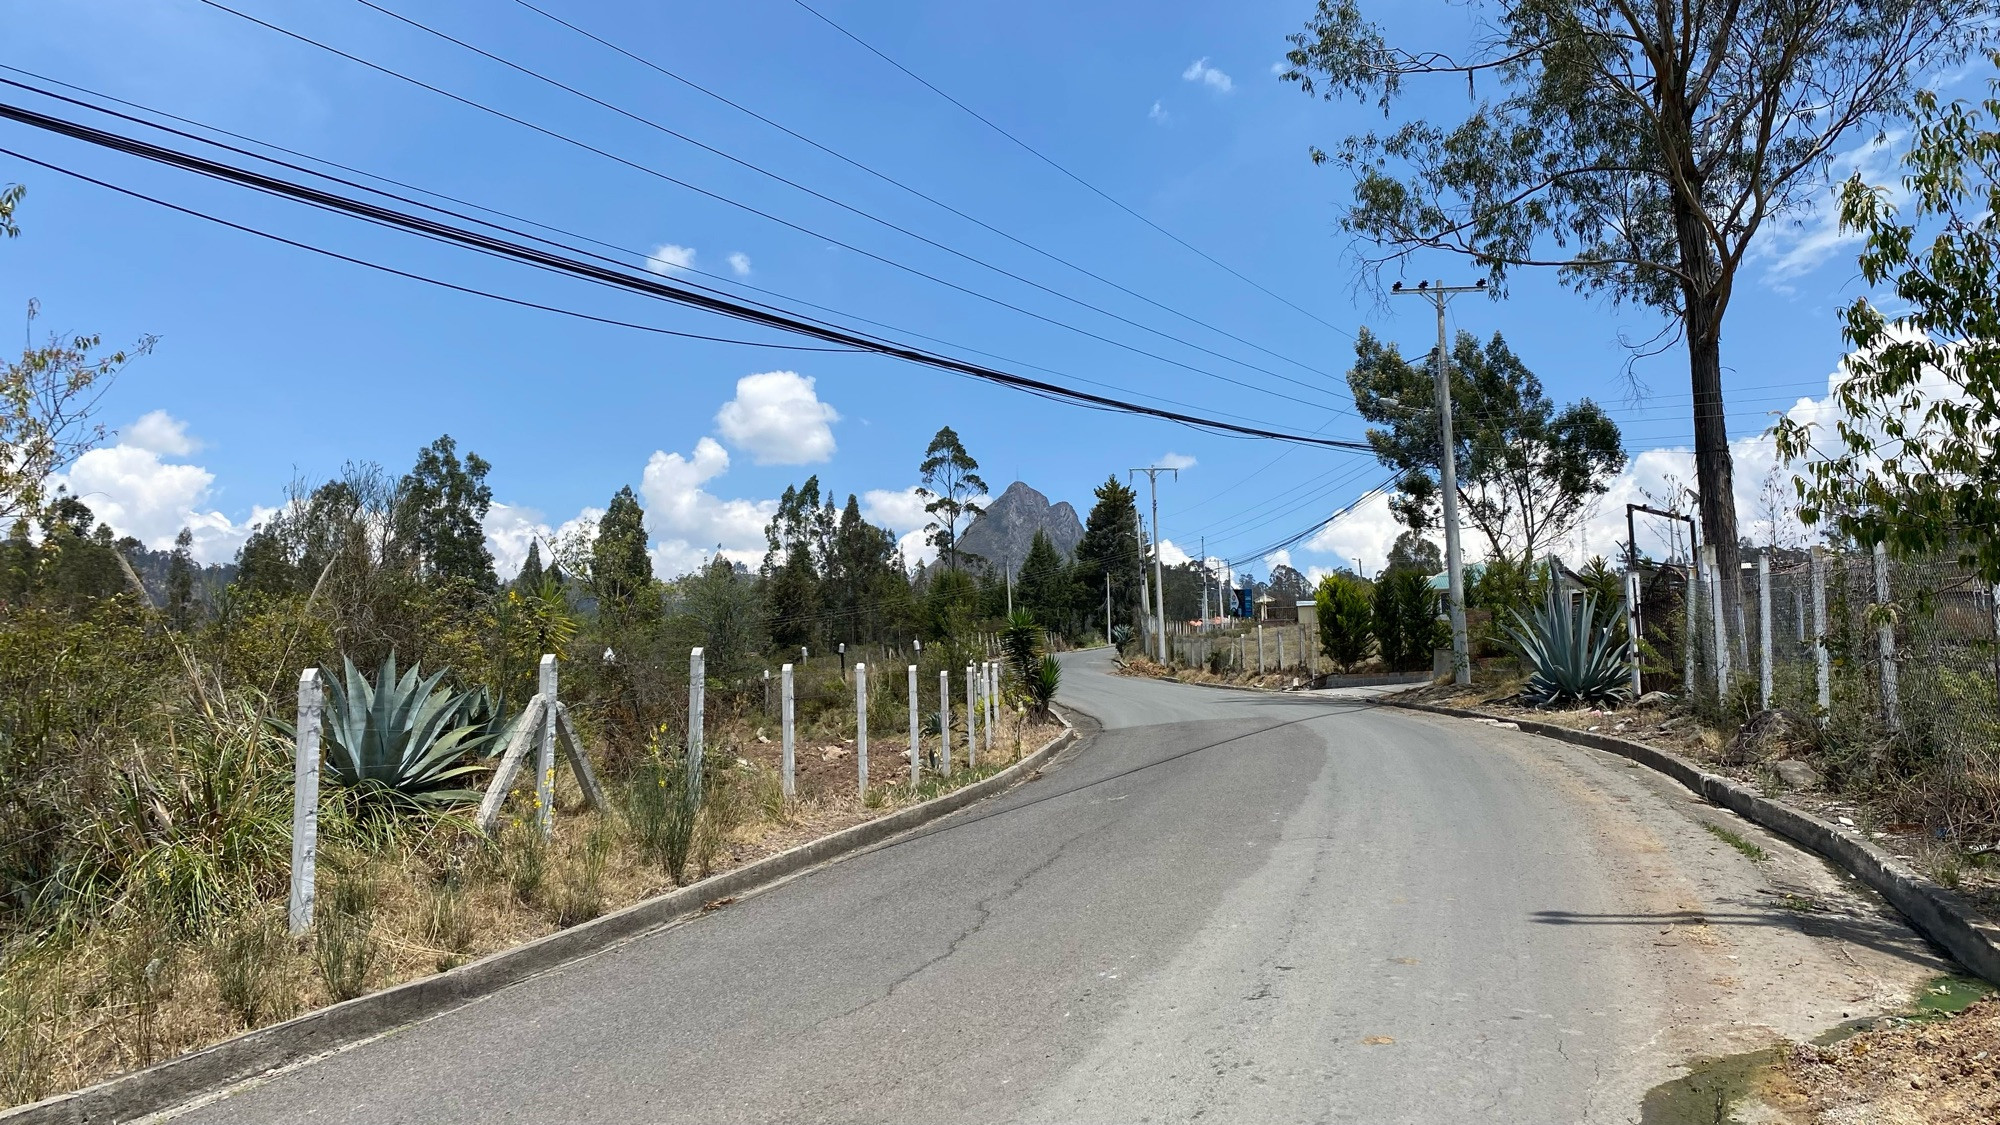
[
  {"left": 2, "top": 305, "right": 153, "bottom": 528},
  {"left": 1384, "top": 530, "right": 1442, "bottom": 577},
  {"left": 1350, "top": 329, "right": 1624, "bottom": 561},
  {"left": 165, "top": 527, "right": 196, "bottom": 629},
  {"left": 1284, "top": 0, "right": 1992, "bottom": 639},
  {"left": 592, "top": 486, "right": 653, "bottom": 613},
  {"left": 760, "top": 477, "right": 831, "bottom": 648},
  {"left": 1779, "top": 65, "right": 2000, "bottom": 584},
  {"left": 396, "top": 434, "right": 496, "bottom": 590},
  {"left": 1267, "top": 564, "right": 1312, "bottom": 606},
  {"left": 916, "top": 427, "right": 987, "bottom": 570},
  {"left": 1014, "top": 529, "right": 1072, "bottom": 630},
  {"left": 823, "top": 494, "right": 902, "bottom": 644},
  {"left": 1071, "top": 475, "right": 1142, "bottom": 633},
  {"left": 513, "top": 540, "right": 545, "bottom": 593}
]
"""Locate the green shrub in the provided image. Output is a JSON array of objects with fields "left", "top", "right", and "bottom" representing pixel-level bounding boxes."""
[
  {"left": 208, "top": 908, "right": 289, "bottom": 1028},
  {"left": 1315, "top": 574, "right": 1375, "bottom": 672},
  {"left": 625, "top": 749, "right": 696, "bottom": 883},
  {"left": 1371, "top": 571, "right": 1445, "bottom": 672}
]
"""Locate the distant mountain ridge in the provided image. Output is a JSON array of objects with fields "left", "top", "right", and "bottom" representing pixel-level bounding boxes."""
[{"left": 955, "top": 481, "right": 1083, "bottom": 577}]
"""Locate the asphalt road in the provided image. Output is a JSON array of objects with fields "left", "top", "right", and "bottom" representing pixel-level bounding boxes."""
[{"left": 166, "top": 650, "right": 1945, "bottom": 1124}]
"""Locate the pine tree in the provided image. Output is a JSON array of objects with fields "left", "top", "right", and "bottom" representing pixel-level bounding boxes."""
[
  {"left": 1071, "top": 476, "right": 1141, "bottom": 634},
  {"left": 592, "top": 486, "right": 653, "bottom": 613},
  {"left": 1015, "top": 529, "right": 1071, "bottom": 631},
  {"left": 514, "top": 540, "right": 545, "bottom": 593}
]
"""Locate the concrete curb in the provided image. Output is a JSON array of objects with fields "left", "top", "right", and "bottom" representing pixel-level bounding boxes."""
[
  {"left": 3, "top": 715, "right": 1081, "bottom": 1125},
  {"left": 1382, "top": 697, "right": 2000, "bottom": 986}
]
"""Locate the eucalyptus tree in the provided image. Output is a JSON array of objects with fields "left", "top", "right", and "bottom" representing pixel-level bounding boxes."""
[
  {"left": 916, "top": 426, "right": 987, "bottom": 571},
  {"left": 1284, "top": 0, "right": 1992, "bottom": 636}
]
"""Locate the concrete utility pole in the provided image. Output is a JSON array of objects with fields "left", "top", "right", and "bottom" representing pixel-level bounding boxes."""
[
  {"left": 1130, "top": 467, "right": 1178, "bottom": 664},
  {"left": 1391, "top": 279, "right": 1486, "bottom": 686},
  {"left": 1003, "top": 553, "right": 1013, "bottom": 617},
  {"left": 1104, "top": 571, "right": 1112, "bottom": 644},
  {"left": 1199, "top": 535, "right": 1208, "bottom": 632}
]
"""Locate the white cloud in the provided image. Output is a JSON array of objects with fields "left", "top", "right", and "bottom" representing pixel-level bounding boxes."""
[
  {"left": 1755, "top": 130, "right": 1905, "bottom": 290},
  {"left": 645, "top": 243, "right": 696, "bottom": 275},
  {"left": 1265, "top": 548, "right": 1293, "bottom": 572},
  {"left": 863, "top": 486, "right": 931, "bottom": 533},
  {"left": 1182, "top": 57, "right": 1233, "bottom": 93},
  {"left": 639, "top": 437, "right": 778, "bottom": 577},
  {"left": 1303, "top": 490, "right": 1404, "bottom": 577},
  {"left": 49, "top": 412, "right": 255, "bottom": 564},
  {"left": 1157, "top": 538, "right": 1191, "bottom": 566},
  {"left": 714, "top": 370, "right": 840, "bottom": 465},
  {"left": 894, "top": 528, "right": 935, "bottom": 567},
  {"left": 124, "top": 409, "right": 199, "bottom": 456},
  {"left": 1269, "top": 60, "right": 1287, "bottom": 77},
  {"left": 726, "top": 252, "right": 752, "bottom": 277},
  {"left": 1156, "top": 451, "right": 1197, "bottom": 470},
  {"left": 1148, "top": 100, "right": 1169, "bottom": 124}
]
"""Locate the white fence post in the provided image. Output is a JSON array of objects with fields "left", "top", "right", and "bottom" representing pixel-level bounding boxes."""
[
  {"left": 938, "top": 669, "right": 951, "bottom": 774},
  {"left": 1811, "top": 548, "right": 1831, "bottom": 722},
  {"left": 780, "top": 663, "right": 795, "bottom": 800},
  {"left": 907, "top": 664, "right": 920, "bottom": 785},
  {"left": 288, "top": 668, "right": 322, "bottom": 937},
  {"left": 1875, "top": 542, "right": 1900, "bottom": 732},
  {"left": 855, "top": 663, "right": 868, "bottom": 796},
  {"left": 1757, "top": 553, "right": 1773, "bottom": 712},
  {"left": 965, "top": 664, "right": 978, "bottom": 768},
  {"left": 1683, "top": 556, "right": 1698, "bottom": 699},
  {"left": 983, "top": 661, "right": 995, "bottom": 754},
  {"left": 1704, "top": 544, "right": 1732, "bottom": 700},
  {"left": 537, "top": 654, "right": 557, "bottom": 838},
  {"left": 1625, "top": 569, "right": 1644, "bottom": 698},
  {"left": 688, "top": 647, "right": 705, "bottom": 800},
  {"left": 1258, "top": 626, "right": 1266, "bottom": 673},
  {"left": 1277, "top": 629, "right": 1285, "bottom": 670}
]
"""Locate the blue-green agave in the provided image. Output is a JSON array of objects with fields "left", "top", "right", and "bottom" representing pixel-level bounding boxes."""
[
  {"left": 319, "top": 654, "right": 498, "bottom": 806},
  {"left": 1504, "top": 590, "right": 1633, "bottom": 708}
]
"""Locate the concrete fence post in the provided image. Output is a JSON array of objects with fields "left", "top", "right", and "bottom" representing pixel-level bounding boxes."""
[
  {"left": 1875, "top": 542, "right": 1900, "bottom": 733},
  {"left": 780, "top": 663, "right": 795, "bottom": 800},
  {"left": 965, "top": 664, "right": 978, "bottom": 768},
  {"left": 1683, "top": 555, "right": 1698, "bottom": 699},
  {"left": 1625, "top": 569, "right": 1644, "bottom": 698},
  {"left": 907, "top": 664, "right": 920, "bottom": 785},
  {"left": 1257, "top": 626, "right": 1266, "bottom": 673},
  {"left": 938, "top": 669, "right": 951, "bottom": 775},
  {"left": 1811, "top": 548, "right": 1831, "bottom": 723},
  {"left": 288, "top": 668, "right": 322, "bottom": 937},
  {"left": 536, "top": 655, "right": 557, "bottom": 838},
  {"left": 1757, "top": 553, "right": 1773, "bottom": 712},
  {"left": 855, "top": 663, "right": 868, "bottom": 796},
  {"left": 1277, "top": 629, "right": 1285, "bottom": 670},
  {"left": 1703, "top": 544, "right": 1732, "bottom": 699},
  {"left": 983, "top": 661, "right": 995, "bottom": 754},
  {"left": 688, "top": 647, "right": 705, "bottom": 801}
]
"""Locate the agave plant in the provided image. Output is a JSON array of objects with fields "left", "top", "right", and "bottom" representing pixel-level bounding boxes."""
[
  {"left": 1027, "top": 654, "right": 1061, "bottom": 720},
  {"left": 1504, "top": 590, "right": 1633, "bottom": 708},
  {"left": 454, "top": 685, "right": 525, "bottom": 760},
  {"left": 1002, "top": 610, "right": 1044, "bottom": 684},
  {"left": 318, "top": 654, "right": 497, "bottom": 807}
]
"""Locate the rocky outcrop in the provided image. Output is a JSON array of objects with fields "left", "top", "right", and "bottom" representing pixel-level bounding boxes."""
[{"left": 955, "top": 481, "right": 1083, "bottom": 577}]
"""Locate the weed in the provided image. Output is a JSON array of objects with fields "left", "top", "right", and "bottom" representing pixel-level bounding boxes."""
[
  {"left": 108, "top": 919, "right": 176, "bottom": 1066},
  {"left": 548, "top": 823, "right": 611, "bottom": 928},
  {"left": 1704, "top": 822, "right": 1769, "bottom": 862},
  {"left": 423, "top": 882, "right": 475, "bottom": 969},
  {"left": 0, "top": 948, "right": 63, "bottom": 1106},
  {"left": 1778, "top": 893, "right": 1822, "bottom": 913},
  {"left": 625, "top": 752, "right": 696, "bottom": 883},
  {"left": 501, "top": 822, "right": 546, "bottom": 907},
  {"left": 313, "top": 869, "right": 378, "bottom": 1001},
  {"left": 1932, "top": 853, "right": 1964, "bottom": 890},
  {"left": 207, "top": 908, "right": 289, "bottom": 1029}
]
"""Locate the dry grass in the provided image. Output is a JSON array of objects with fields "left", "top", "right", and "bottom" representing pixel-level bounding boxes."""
[{"left": 0, "top": 709, "right": 1066, "bottom": 1110}]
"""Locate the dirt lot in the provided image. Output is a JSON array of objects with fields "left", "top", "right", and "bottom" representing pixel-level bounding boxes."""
[{"left": 1772, "top": 986, "right": 2000, "bottom": 1123}]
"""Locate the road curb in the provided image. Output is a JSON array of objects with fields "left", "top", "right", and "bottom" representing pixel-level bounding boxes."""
[
  {"left": 3, "top": 715, "right": 1081, "bottom": 1125},
  {"left": 1381, "top": 697, "right": 2000, "bottom": 986}
]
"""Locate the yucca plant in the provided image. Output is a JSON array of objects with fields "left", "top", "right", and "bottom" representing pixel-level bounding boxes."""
[
  {"left": 1002, "top": 611, "right": 1044, "bottom": 683},
  {"left": 1504, "top": 590, "right": 1634, "bottom": 708},
  {"left": 317, "top": 654, "right": 495, "bottom": 808}
]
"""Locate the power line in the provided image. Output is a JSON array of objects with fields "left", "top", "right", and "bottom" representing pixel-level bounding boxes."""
[
  {"left": 787, "top": 0, "right": 1355, "bottom": 341},
  {"left": 196, "top": 0, "right": 1348, "bottom": 415},
  {"left": 498, "top": 0, "right": 1338, "bottom": 384},
  {"left": 0, "top": 72, "right": 1310, "bottom": 434},
  {"left": 0, "top": 101, "right": 1377, "bottom": 451}
]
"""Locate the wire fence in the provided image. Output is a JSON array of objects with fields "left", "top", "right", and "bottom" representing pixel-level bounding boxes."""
[{"left": 1638, "top": 544, "right": 2000, "bottom": 832}]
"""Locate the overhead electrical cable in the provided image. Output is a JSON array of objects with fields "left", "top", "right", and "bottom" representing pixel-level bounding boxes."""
[
  {"left": 0, "top": 101, "right": 1376, "bottom": 451},
  {"left": 194, "top": 0, "right": 1346, "bottom": 415},
  {"left": 787, "top": 0, "right": 1353, "bottom": 340},
  {"left": 0, "top": 74, "right": 1309, "bottom": 432},
  {"left": 502, "top": 0, "right": 1335, "bottom": 381}
]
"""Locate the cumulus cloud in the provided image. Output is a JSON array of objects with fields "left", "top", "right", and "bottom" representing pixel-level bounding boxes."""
[
  {"left": 1155, "top": 452, "right": 1197, "bottom": 470},
  {"left": 1148, "top": 100, "right": 1169, "bottom": 124},
  {"left": 1157, "top": 538, "right": 1191, "bottom": 566},
  {"left": 49, "top": 412, "right": 256, "bottom": 564},
  {"left": 1182, "top": 57, "right": 1233, "bottom": 93},
  {"left": 639, "top": 437, "right": 777, "bottom": 575},
  {"left": 1303, "top": 490, "right": 1404, "bottom": 577},
  {"left": 645, "top": 243, "right": 696, "bottom": 274},
  {"left": 1269, "top": 60, "right": 1287, "bottom": 77},
  {"left": 714, "top": 370, "right": 840, "bottom": 465},
  {"left": 1265, "top": 548, "right": 1293, "bottom": 571},
  {"left": 125, "top": 410, "right": 199, "bottom": 456},
  {"left": 727, "top": 252, "right": 752, "bottom": 277},
  {"left": 862, "top": 486, "right": 932, "bottom": 533}
]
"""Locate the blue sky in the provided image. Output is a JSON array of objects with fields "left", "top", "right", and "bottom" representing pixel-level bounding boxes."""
[{"left": 0, "top": 0, "right": 1936, "bottom": 578}]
